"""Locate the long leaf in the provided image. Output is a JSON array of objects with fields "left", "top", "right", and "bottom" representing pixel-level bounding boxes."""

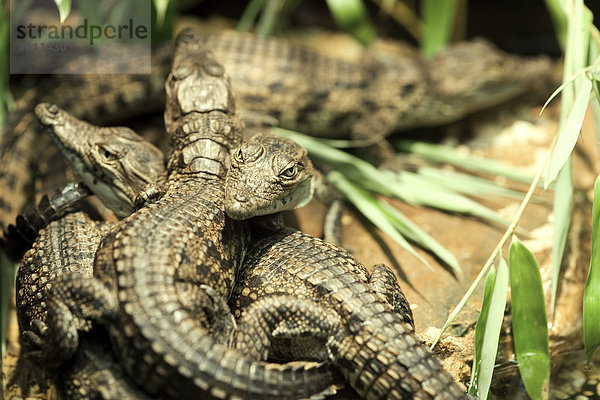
[
  {"left": 543, "top": 0, "right": 568, "bottom": 49},
  {"left": 477, "top": 259, "right": 508, "bottom": 400},
  {"left": 469, "top": 265, "right": 496, "bottom": 396},
  {"left": 544, "top": 77, "right": 592, "bottom": 186},
  {"left": 551, "top": 158, "right": 573, "bottom": 317},
  {"left": 152, "top": 0, "right": 170, "bottom": 27},
  {"left": 416, "top": 167, "right": 532, "bottom": 201},
  {"left": 584, "top": 176, "right": 600, "bottom": 362},
  {"left": 540, "top": 68, "right": 587, "bottom": 115},
  {"left": 590, "top": 53, "right": 600, "bottom": 155},
  {"left": 325, "top": 0, "right": 375, "bottom": 46},
  {"left": 278, "top": 129, "right": 510, "bottom": 225},
  {"left": 55, "top": 0, "right": 71, "bottom": 23},
  {"left": 0, "top": 253, "right": 15, "bottom": 369},
  {"left": 509, "top": 238, "right": 550, "bottom": 400},
  {"left": 389, "top": 171, "right": 511, "bottom": 227},
  {"left": 378, "top": 200, "right": 461, "bottom": 275},
  {"left": 237, "top": 0, "right": 266, "bottom": 32},
  {"left": 327, "top": 171, "right": 432, "bottom": 269},
  {"left": 420, "top": 0, "right": 457, "bottom": 56},
  {"left": 395, "top": 140, "right": 536, "bottom": 185}
]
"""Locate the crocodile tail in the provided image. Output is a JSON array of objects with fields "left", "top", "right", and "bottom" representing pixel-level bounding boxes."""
[
  {"left": 331, "top": 303, "right": 468, "bottom": 399},
  {"left": 3, "top": 183, "right": 91, "bottom": 260}
]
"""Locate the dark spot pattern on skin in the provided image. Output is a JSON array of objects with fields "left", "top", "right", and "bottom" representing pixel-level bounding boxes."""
[
  {"left": 314, "top": 90, "right": 330, "bottom": 100},
  {"left": 399, "top": 83, "right": 416, "bottom": 97},
  {"left": 267, "top": 109, "right": 282, "bottom": 121},
  {"left": 5, "top": 174, "right": 16, "bottom": 189},
  {"left": 268, "top": 82, "right": 284, "bottom": 92},
  {"left": 296, "top": 103, "right": 323, "bottom": 125},
  {"left": 244, "top": 94, "right": 266, "bottom": 104},
  {"left": 98, "top": 82, "right": 111, "bottom": 94},
  {"left": 331, "top": 112, "right": 357, "bottom": 128},
  {"left": 357, "top": 79, "right": 370, "bottom": 89},
  {"left": 360, "top": 99, "right": 379, "bottom": 112}
]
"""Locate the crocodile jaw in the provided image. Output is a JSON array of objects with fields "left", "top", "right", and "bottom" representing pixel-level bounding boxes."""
[{"left": 62, "top": 149, "right": 134, "bottom": 218}]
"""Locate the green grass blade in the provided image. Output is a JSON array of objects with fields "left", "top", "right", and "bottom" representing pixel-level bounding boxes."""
[
  {"left": 327, "top": 171, "right": 433, "bottom": 270},
  {"left": 395, "top": 140, "right": 537, "bottom": 185},
  {"left": 584, "top": 176, "right": 600, "bottom": 362},
  {"left": 469, "top": 265, "right": 496, "bottom": 396},
  {"left": 55, "top": 0, "right": 72, "bottom": 23},
  {"left": 470, "top": 258, "right": 509, "bottom": 400},
  {"left": 152, "top": 0, "right": 170, "bottom": 27},
  {"left": 420, "top": 0, "right": 458, "bottom": 56},
  {"left": 540, "top": 68, "right": 588, "bottom": 115},
  {"left": 544, "top": 0, "right": 568, "bottom": 49},
  {"left": 416, "top": 167, "right": 532, "bottom": 201},
  {"left": 550, "top": 158, "right": 573, "bottom": 318},
  {"left": 237, "top": 0, "right": 266, "bottom": 32},
  {"left": 257, "top": 0, "right": 284, "bottom": 37},
  {"left": 432, "top": 134, "right": 552, "bottom": 350},
  {"left": 544, "top": 76, "right": 592, "bottom": 187},
  {"left": 378, "top": 200, "right": 461, "bottom": 275},
  {"left": 509, "top": 238, "right": 550, "bottom": 400},
  {"left": 325, "top": 0, "right": 375, "bottom": 46},
  {"left": 390, "top": 171, "right": 511, "bottom": 227},
  {"left": 590, "top": 53, "right": 600, "bottom": 154},
  {"left": 1, "top": 253, "right": 15, "bottom": 377},
  {"left": 277, "top": 129, "right": 509, "bottom": 225}
]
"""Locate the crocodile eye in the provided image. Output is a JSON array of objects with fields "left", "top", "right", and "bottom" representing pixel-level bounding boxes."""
[
  {"left": 280, "top": 163, "right": 298, "bottom": 179},
  {"left": 98, "top": 145, "right": 118, "bottom": 161},
  {"left": 233, "top": 148, "right": 244, "bottom": 163}
]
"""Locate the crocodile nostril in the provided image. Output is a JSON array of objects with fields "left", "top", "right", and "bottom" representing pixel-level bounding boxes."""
[
  {"left": 235, "top": 194, "right": 248, "bottom": 203},
  {"left": 47, "top": 104, "right": 59, "bottom": 114}
]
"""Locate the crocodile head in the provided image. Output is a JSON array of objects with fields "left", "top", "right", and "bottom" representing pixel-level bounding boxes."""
[
  {"left": 224, "top": 132, "right": 315, "bottom": 220},
  {"left": 35, "top": 103, "right": 166, "bottom": 218},
  {"left": 427, "top": 39, "right": 551, "bottom": 117},
  {"left": 371, "top": 38, "right": 551, "bottom": 129}
]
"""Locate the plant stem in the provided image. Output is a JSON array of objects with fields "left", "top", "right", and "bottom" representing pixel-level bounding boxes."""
[{"left": 431, "top": 136, "right": 557, "bottom": 349}]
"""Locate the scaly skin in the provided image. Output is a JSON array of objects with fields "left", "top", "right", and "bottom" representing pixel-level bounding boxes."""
[
  {"left": 2, "top": 182, "right": 91, "bottom": 259},
  {"left": 14, "top": 212, "right": 152, "bottom": 400},
  {"left": 225, "top": 134, "right": 467, "bottom": 399},
  {"left": 201, "top": 33, "right": 550, "bottom": 140},
  {"left": 1, "top": 103, "right": 167, "bottom": 260},
  {"left": 31, "top": 29, "right": 337, "bottom": 399},
  {"left": 34, "top": 102, "right": 167, "bottom": 218},
  {"left": 1, "top": 31, "right": 550, "bottom": 238},
  {"left": 0, "top": 44, "right": 172, "bottom": 237},
  {"left": 10, "top": 104, "right": 167, "bottom": 398}
]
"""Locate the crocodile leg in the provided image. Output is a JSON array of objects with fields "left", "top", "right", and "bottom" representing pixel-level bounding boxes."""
[
  {"left": 225, "top": 134, "right": 468, "bottom": 399},
  {"left": 368, "top": 263, "right": 415, "bottom": 329},
  {"left": 29, "top": 29, "right": 338, "bottom": 399},
  {"left": 8, "top": 100, "right": 167, "bottom": 397},
  {"left": 233, "top": 295, "right": 342, "bottom": 361}
]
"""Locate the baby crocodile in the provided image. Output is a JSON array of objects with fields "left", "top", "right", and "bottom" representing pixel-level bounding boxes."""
[
  {"left": 2, "top": 102, "right": 166, "bottom": 260},
  {"left": 1, "top": 31, "right": 550, "bottom": 236},
  {"left": 27, "top": 29, "right": 337, "bottom": 399},
  {"left": 10, "top": 103, "right": 167, "bottom": 399},
  {"left": 225, "top": 133, "right": 467, "bottom": 399}
]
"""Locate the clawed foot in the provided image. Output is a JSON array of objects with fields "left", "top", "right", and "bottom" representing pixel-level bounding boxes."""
[
  {"left": 22, "top": 319, "right": 48, "bottom": 353},
  {"left": 199, "top": 284, "right": 237, "bottom": 347},
  {"left": 134, "top": 183, "right": 164, "bottom": 210}
]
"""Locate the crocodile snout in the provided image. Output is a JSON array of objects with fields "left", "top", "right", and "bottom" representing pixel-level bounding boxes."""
[{"left": 34, "top": 102, "right": 61, "bottom": 125}]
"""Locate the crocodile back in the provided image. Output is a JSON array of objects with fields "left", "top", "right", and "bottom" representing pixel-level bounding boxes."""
[{"left": 235, "top": 227, "right": 468, "bottom": 400}]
